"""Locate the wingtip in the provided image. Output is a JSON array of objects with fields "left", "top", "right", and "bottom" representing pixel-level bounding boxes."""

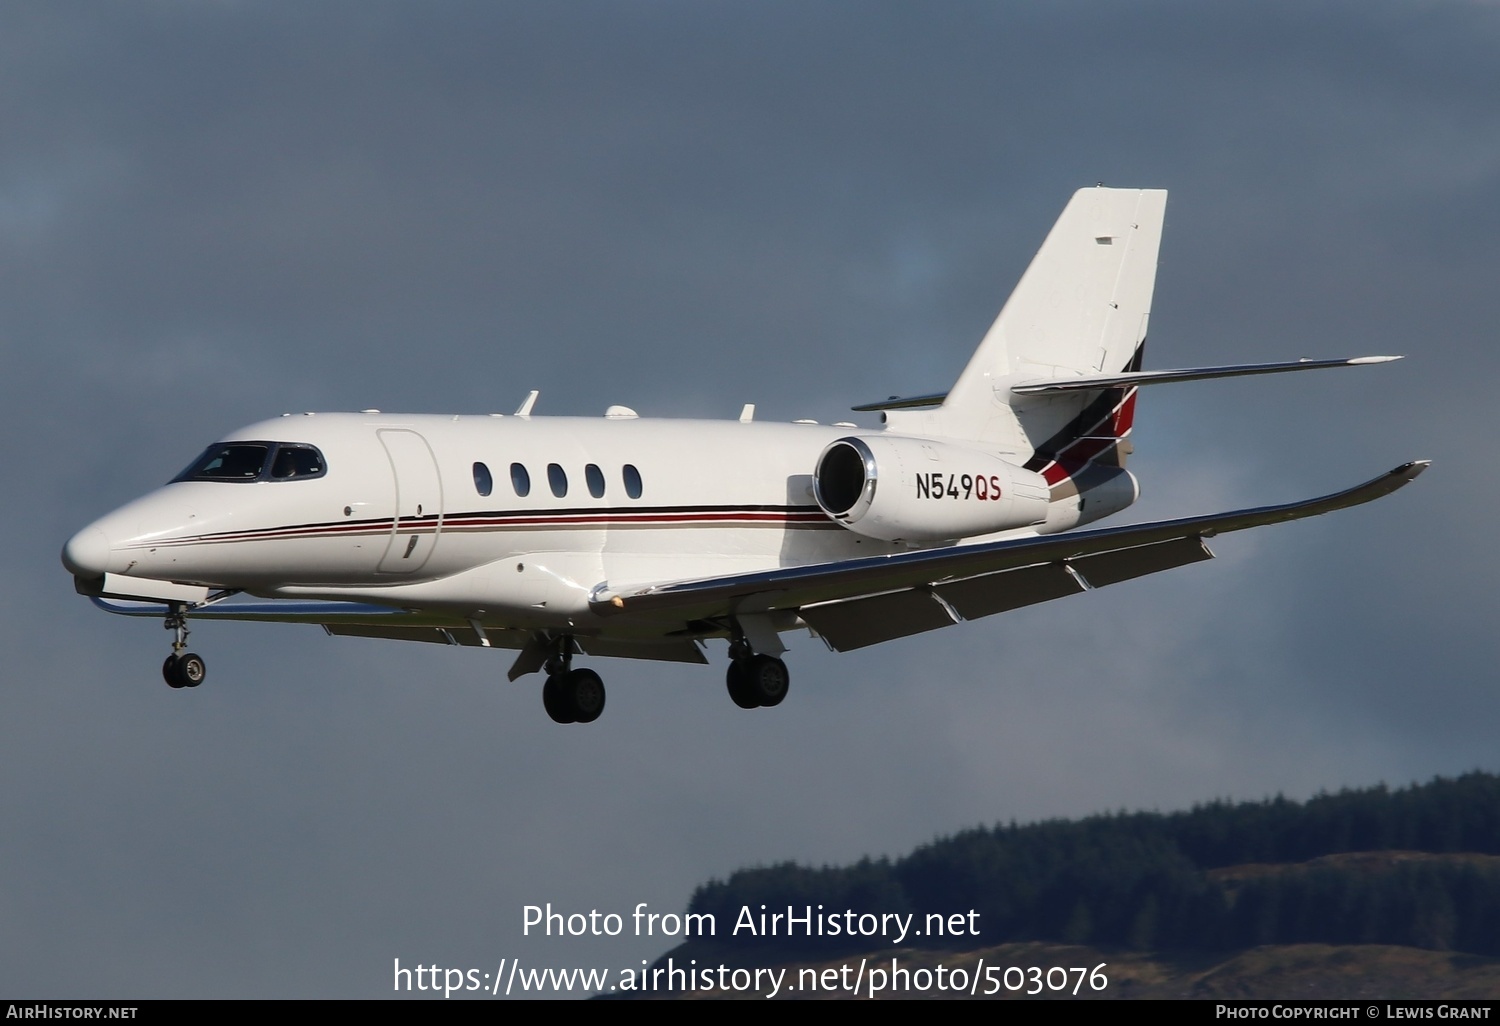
[
  {"left": 1394, "top": 459, "right": 1431, "bottom": 480},
  {"left": 1349, "top": 355, "right": 1405, "bottom": 365}
]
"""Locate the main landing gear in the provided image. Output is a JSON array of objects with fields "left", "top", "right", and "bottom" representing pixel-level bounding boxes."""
[
  {"left": 161, "top": 605, "right": 206, "bottom": 689},
  {"left": 540, "top": 644, "right": 606, "bottom": 724},
  {"left": 725, "top": 640, "right": 790, "bottom": 710}
]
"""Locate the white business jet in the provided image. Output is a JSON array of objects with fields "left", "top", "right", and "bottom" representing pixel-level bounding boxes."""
[{"left": 62, "top": 188, "right": 1426, "bottom": 723}]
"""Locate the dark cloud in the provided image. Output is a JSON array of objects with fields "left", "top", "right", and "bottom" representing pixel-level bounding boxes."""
[{"left": 3, "top": 0, "right": 1494, "bottom": 996}]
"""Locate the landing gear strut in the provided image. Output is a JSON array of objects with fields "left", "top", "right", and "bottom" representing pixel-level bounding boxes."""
[
  {"left": 161, "top": 605, "right": 206, "bottom": 689},
  {"left": 725, "top": 639, "right": 789, "bottom": 709},
  {"left": 540, "top": 640, "right": 606, "bottom": 724}
]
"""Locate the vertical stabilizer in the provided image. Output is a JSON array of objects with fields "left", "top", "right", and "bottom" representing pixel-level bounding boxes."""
[{"left": 890, "top": 188, "right": 1166, "bottom": 461}]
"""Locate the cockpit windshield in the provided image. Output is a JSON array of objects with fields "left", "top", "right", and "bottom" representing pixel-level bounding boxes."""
[{"left": 173, "top": 442, "right": 326, "bottom": 483}]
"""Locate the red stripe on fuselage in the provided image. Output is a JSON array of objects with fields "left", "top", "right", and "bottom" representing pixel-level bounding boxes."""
[{"left": 128, "top": 507, "right": 838, "bottom": 549}]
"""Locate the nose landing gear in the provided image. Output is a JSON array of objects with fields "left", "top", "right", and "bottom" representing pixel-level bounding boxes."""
[{"left": 161, "top": 605, "right": 206, "bottom": 689}]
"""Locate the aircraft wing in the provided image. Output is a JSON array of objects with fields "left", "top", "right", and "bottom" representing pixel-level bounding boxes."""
[
  {"left": 591, "top": 461, "right": 1428, "bottom": 652},
  {"left": 90, "top": 597, "right": 708, "bottom": 664},
  {"left": 93, "top": 461, "right": 1426, "bottom": 659},
  {"left": 89, "top": 595, "right": 532, "bottom": 645}
]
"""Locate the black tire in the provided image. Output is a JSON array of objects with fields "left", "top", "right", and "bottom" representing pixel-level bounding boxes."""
[
  {"left": 566, "top": 668, "right": 606, "bottom": 724},
  {"left": 726, "top": 659, "right": 760, "bottom": 709},
  {"left": 542, "top": 674, "right": 576, "bottom": 724},
  {"left": 163, "top": 654, "right": 186, "bottom": 689},
  {"left": 746, "top": 654, "right": 789, "bottom": 707},
  {"left": 176, "top": 653, "right": 206, "bottom": 688}
]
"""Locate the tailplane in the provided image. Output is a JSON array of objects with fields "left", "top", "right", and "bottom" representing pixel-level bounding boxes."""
[
  {"left": 877, "top": 188, "right": 1165, "bottom": 531},
  {"left": 864, "top": 187, "right": 1402, "bottom": 534}
]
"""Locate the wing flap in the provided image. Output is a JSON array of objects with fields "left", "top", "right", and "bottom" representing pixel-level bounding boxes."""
[
  {"left": 325, "top": 624, "right": 460, "bottom": 646},
  {"left": 801, "top": 589, "right": 959, "bottom": 652},
  {"left": 322, "top": 623, "right": 535, "bottom": 649},
  {"left": 936, "top": 561, "right": 1086, "bottom": 619},
  {"left": 803, "top": 538, "right": 1215, "bottom": 652},
  {"left": 576, "top": 637, "right": 708, "bottom": 664},
  {"left": 1069, "top": 535, "right": 1214, "bottom": 588}
]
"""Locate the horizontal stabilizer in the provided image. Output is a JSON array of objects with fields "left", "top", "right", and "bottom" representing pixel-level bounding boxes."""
[
  {"left": 1011, "top": 356, "right": 1401, "bottom": 395},
  {"left": 850, "top": 391, "right": 948, "bottom": 413}
]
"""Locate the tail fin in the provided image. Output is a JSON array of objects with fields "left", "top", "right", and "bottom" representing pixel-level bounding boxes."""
[{"left": 887, "top": 187, "right": 1166, "bottom": 470}]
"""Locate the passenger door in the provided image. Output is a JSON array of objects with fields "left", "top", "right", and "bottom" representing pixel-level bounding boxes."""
[{"left": 377, "top": 429, "right": 443, "bottom": 574}]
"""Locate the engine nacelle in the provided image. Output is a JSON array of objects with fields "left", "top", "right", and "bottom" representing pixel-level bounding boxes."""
[
  {"left": 814, "top": 435, "right": 1051, "bottom": 543},
  {"left": 1037, "top": 463, "right": 1140, "bottom": 534}
]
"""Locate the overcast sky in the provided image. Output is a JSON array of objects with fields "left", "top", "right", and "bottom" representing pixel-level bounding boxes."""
[{"left": 4, "top": 0, "right": 1497, "bottom": 998}]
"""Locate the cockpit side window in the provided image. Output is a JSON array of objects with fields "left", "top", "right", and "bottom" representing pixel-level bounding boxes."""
[
  {"left": 270, "top": 445, "right": 326, "bottom": 480},
  {"left": 172, "top": 442, "right": 327, "bottom": 483}
]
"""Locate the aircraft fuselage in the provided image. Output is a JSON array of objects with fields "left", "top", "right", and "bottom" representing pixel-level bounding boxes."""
[{"left": 64, "top": 413, "right": 937, "bottom": 628}]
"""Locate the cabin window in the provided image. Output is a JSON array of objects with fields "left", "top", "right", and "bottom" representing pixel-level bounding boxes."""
[
  {"left": 473, "top": 462, "right": 493, "bottom": 497},
  {"left": 548, "top": 463, "right": 568, "bottom": 498},
  {"left": 585, "top": 463, "right": 605, "bottom": 498},
  {"left": 623, "top": 463, "right": 643, "bottom": 499},
  {"left": 511, "top": 463, "right": 531, "bottom": 497}
]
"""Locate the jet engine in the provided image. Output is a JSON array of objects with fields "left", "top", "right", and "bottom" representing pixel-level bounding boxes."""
[{"left": 813, "top": 436, "right": 1051, "bottom": 543}]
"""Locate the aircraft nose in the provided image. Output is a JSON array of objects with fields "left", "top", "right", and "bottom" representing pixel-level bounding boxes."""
[{"left": 62, "top": 527, "right": 112, "bottom": 578}]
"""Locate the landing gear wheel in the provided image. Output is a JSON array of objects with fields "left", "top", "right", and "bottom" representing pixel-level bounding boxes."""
[
  {"left": 177, "top": 653, "right": 206, "bottom": 688},
  {"left": 726, "top": 659, "right": 761, "bottom": 709},
  {"left": 566, "top": 668, "right": 606, "bottom": 724},
  {"left": 542, "top": 674, "right": 577, "bottom": 724},
  {"left": 542, "top": 669, "right": 606, "bottom": 724},
  {"left": 163, "top": 652, "right": 206, "bottom": 689},
  {"left": 745, "top": 654, "right": 789, "bottom": 707}
]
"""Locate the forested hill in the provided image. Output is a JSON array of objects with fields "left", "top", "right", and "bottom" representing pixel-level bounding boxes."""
[{"left": 686, "top": 772, "right": 1500, "bottom": 958}]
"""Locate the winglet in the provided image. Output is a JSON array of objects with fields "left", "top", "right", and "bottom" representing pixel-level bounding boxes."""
[{"left": 515, "top": 390, "right": 539, "bottom": 417}]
